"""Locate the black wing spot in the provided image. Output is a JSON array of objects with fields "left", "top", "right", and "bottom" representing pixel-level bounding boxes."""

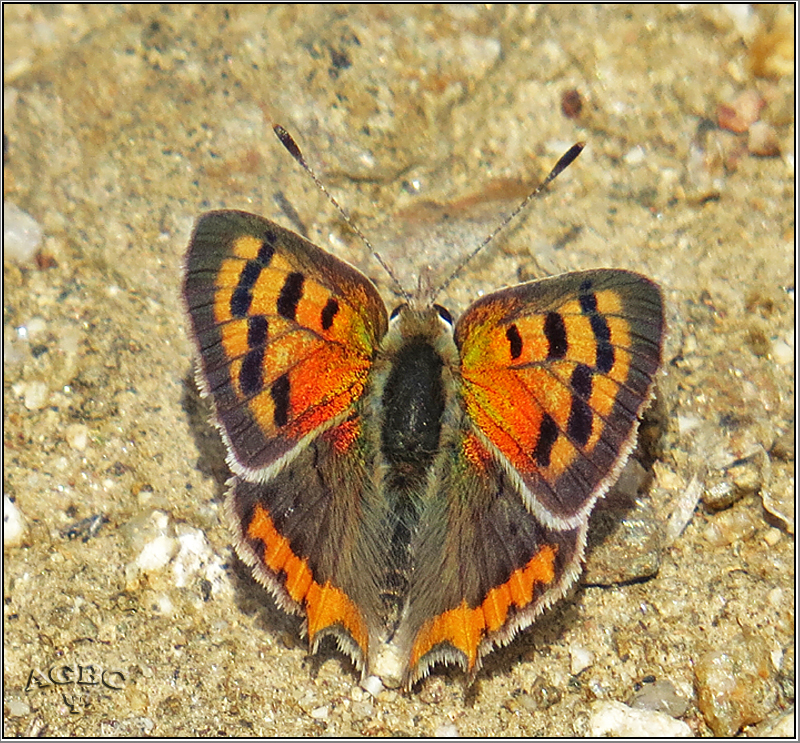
[
  {"left": 258, "top": 232, "right": 277, "bottom": 264},
  {"left": 270, "top": 373, "right": 291, "bottom": 428},
  {"left": 231, "top": 260, "right": 263, "bottom": 318},
  {"left": 534, "top": 414, "right": 559, "bottom": 469},
  {"left": 567, "top": 364, "right": 593, "bottom": 447},
  {"left": 506, "top": 324, "right": 523, "bottom": 360},
  {"left": 321, "top": 298, "right": 339, "bottom": 331},
  {"left": 240, "top": 347, "right": 265, "bottom": 396},
  {"left": 544, "top": 311, "right": 568, "bottom": 359},
  {"left": 579, "top": 280, "right": 614, "bottom": 373},
  {"left": 277, "top": 272, "right": 305, "bottom": 320},
  {"left": 247, "top": 316, "right": 269, "bottom": 348}
]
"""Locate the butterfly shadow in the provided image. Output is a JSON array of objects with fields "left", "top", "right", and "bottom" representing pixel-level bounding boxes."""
[
  {"left": 227, "top": 552, "right": 362, "bottom": 682},
  {"left": 181, "top": 372, "right": 232, "bottom": 497}
]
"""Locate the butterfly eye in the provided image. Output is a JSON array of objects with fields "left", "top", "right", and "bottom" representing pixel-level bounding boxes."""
[
  {"left": 389, "top": 303, "right": 408, "bottom": 321},
  {"left": 434, "top": 304, "right": 453, "bottom": 325}
]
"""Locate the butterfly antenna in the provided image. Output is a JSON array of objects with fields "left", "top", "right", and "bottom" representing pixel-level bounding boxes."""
[
  {"left": 273, "top": 124, "right": 410, "bottom": 301},
  {"left": 433, "top": 142, "right": 585, "bottom": 302}
]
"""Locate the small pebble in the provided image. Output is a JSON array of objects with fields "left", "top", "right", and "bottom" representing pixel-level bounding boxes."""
[
  {"left": 309, "top": 705, "right": 329, "bottom": 720},
  {"left": 529, "top": 675, "right": 562, "bottom": 710},
  {"left": 748, "top": 121, "right": 781, "bottom": 157},
  {"left": 136, "top": 535, "right": 176, "bottom": 572},
  {"left": 623, "top": 145, "right": 646, "bottom": 166},
  {"left": 296, "top": 691, "right": 318, "bottom": 713},
  {"left": 433, "top": 722, "right": 459, "bottom": 737},
  {"left": 703, "top": 507, "right": 760, "bottom": 547},
  {"left": 3, "top": 495, "right": 27, "bottom": 547},
  {"left": 703, "top": 480, "right": 740, "bottom": 511},
  {"left": 6, "top": 698, "right": 31, "bottom": 716},
  {"left": 589, "top": 700, "right": 692, "bottom": 737},
  {"left": 17, "top": 380, "right": 49, "bottom": 410},
  {"left": 125, "top": 686, "right": 149, "bottom": 712},
  {"left": 150, "top": 594, "right": 173, "bottom": 616},
  {"left": 770, "top": 338, "right": 794, "bottom": 366},
  {"left": 503, "top": 690, "right": 539, "bottom": 714},
  {"left": 350, "top": 700, "right": 374, "bottom": 720},
  {"left": 561, "top": 88, "right": 583, "bottom": 119},
  {"left": 695, "top": 633, "right": 777, "bottom": 736},
  {"left": 629, "top": 678, "right": 690, "bottom": 717},
  {"left": 122, "top": 510, "right": 177, "bottom": 585},
  {"left": 3, "top": 201, "right": 43, "bottom": 264},
  {"left": 762, "top": 528, "right": 782, "bottom": 547},
  {"left": 25, "top": 317, "right": 47, "bottom": 337},
  {"left": 717, "top": 89, "right": 765, "bottom": 133},
  {"left": 665, "top": 474, "right": 702, "bottom": 546},
  {"left": 65, "top": 423, "right": 89, "bottom": 451},
  {"left": 172, "top": 525, "right": 212, "bottom": 588},
  {"left": 361, "top": 675, "right": 384, "bottom": 698},
  {"left": 570, "top": 644, "right": 595, "bottom": 675},
  {"left": 754, "top": 708, "right": 795, "bottom": 737}
]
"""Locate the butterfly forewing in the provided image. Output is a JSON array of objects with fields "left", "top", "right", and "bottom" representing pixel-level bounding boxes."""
[
  {"left": 183, "top": 210, "right": 388, "bottom": 474},
  {"left": 455, "top": 269, "right": 664, "bottom": 526}
]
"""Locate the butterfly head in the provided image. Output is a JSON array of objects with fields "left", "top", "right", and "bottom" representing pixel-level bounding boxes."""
[{"left": 388, "top": 301, "right": 455, "bottom": 338}]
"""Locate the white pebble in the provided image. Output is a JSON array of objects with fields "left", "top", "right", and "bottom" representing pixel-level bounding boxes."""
[
  {"left": 21, "top": 380, "right": 49, "bottom": 410},
  {"left": 3, "top": 201, "right": 43, "bottom": 264},
  {"left": 624, "top": 145, "right": 646, "bottom": 166},
  {"left": 3, "top": 495, "right": 27, "bottom": 547},
  {"left": 6, "top": 698, "right": 30, "bottom": 716},
  {"left": 589, "top": 700, "right": 693, "bottom": 737},
  {"left": 65, "top": 423, "right": 89, "bottom": 451},
  {"left": 434, "top": 722, "right": 460, "bottom": 737},
  {"left": 25, "top": 317, "right": 47, "bottom": 338},
  {"left": 570, "top": 644, "right": 595, "bottom": 675},
  {"left": 361, "top": 675, "right": 384, "bottom": 698},
  {"left": 172, "top": 525, "right": 211, "bottom": 588},
  {"left": 310, "top": 705, "right": 329, "bottom": 720},
  {"left": 771, "top": 338, "right": 793, "bottom": 365},
  {"left": 58, "top": 326, "right": 82, "bottom": 355},
  {"left": 135, "top": 534, "right": 177, "bottom": 572}
]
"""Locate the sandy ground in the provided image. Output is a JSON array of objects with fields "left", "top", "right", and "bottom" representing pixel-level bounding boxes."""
[{"left": 3, "top": 5, "right": 794, "bottom": 736}]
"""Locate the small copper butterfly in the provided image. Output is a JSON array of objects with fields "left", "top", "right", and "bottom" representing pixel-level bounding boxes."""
[{"left": 182, "top": 126, "right": 665, "bottom": 689}]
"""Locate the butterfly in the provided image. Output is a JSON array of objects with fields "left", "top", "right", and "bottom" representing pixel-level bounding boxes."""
[{"left": 182, "top": 127, "right": 665, "bottom": 689}]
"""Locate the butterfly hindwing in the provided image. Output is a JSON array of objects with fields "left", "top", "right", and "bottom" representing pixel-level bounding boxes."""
[
  {"left": 395, "top": 427, "right": 587, "bottom": 685},
  {"left": 226, "top": 415, "right": 388, "bottom": 669},
  {"left": 455, "top": 269, "right": 664, "bottom": 527},
  {"left": 183, "top": 210, "right": 389, "bottom": 475}
]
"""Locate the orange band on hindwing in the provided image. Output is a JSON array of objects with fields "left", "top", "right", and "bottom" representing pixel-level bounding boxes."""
[
  {"left": 246, "top": 503, "right": 369, "bottom": 654},
  {"left": 409, "top": 544, "right": 558, "bottom": 670}
]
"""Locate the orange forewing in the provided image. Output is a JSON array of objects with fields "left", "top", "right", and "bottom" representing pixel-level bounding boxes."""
[
  {"left": 183, "top": 210, "right": 388, "bottom": 473},
  {"left": 456, "top": 269, "right": 663, "bottom": 524}
]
